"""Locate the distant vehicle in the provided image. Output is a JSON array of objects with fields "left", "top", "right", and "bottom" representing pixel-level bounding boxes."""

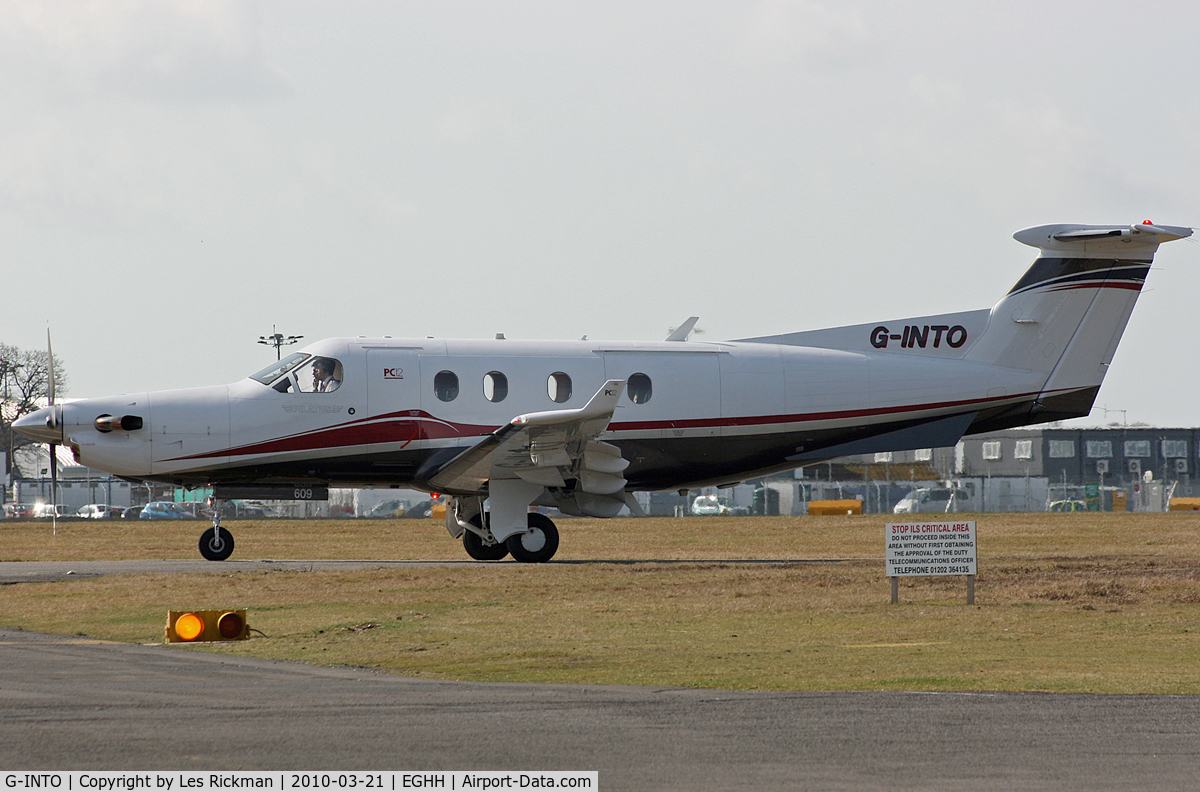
[
  {"left": 3, "top": 503, "right": 35, "bottom": 518},
  {"left": 223, "top": 500, "right": 268, "bottom": 518},
  {"left": 121, "top": 506, "right": 145, "bottom": 519},
  {"left": 77, "top": 504, "right": 121, "bottom": 519},
  {"left": 691, "top": 494, "right": 730, "bottom": 516},
  {"left": 139, "top": 501, "right": 200, "bottom": 519},
  {"left": 1048, "top": 499, "right": 1087, "bottom": 512},
  {"left": 893, "top": 487, "right": 971, "bottom": 515},
  {"left": 33, "top": 503, "right": 70, "bottom": 518},
  {"left": 400, "top": 500, "right": 435, "bottom": 519},
  {"left": 364, "top": 499, "right": 405, "bottom": 518}
]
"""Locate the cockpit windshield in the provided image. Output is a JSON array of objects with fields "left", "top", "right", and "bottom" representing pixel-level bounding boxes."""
[
  {"left": 250, "top": 353, "right": 311, "bottom": 385},
  {"left": 249, "top": 352, "right": 344, "bottom": 394}
]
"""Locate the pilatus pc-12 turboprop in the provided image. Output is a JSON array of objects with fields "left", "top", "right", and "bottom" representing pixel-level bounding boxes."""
[{"left": 16, "top": 222, "right": 1191, "bottom": 562}]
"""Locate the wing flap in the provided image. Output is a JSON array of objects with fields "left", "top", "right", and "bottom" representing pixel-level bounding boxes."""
[{"left": 426, "top": 380, "right": 628, "bottom": 495}]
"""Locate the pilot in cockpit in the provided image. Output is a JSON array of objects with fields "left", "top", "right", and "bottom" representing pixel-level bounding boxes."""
[{"left": 312, "top": 357, "right": 341, "bottom": 392}]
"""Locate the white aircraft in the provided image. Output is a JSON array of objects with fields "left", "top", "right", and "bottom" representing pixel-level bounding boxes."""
[{"left": 15, "top": 222, "right": 1191, "bottom": 562}]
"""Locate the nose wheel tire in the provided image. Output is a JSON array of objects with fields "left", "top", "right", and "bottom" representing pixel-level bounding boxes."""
[
  {"left": 505, "top": 513, "right": 559, "bottom": 563},
  {"left": 199, "top": 526, "right": 235, "bottom": 561}
]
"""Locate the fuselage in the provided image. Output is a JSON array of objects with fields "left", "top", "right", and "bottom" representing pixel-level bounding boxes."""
[{"left": 45, "top": 333, "right": 1049, "bottom": 494}]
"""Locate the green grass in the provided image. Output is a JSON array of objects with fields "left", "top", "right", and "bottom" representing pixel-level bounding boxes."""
[{"left": 2, "top": 512, "right": 1199, "bottom": 693}]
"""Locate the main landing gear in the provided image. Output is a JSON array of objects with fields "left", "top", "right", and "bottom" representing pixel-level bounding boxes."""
[
  {"left": 199, "top": 503, "right": 235, "bottom": 561},
  {"left": 461, "top": 511, "right": 560, "bottom": 563}
]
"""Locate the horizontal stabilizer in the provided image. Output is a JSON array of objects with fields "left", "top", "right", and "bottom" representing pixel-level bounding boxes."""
[{"left": 1014, "top": 222, "right": 1191, "bottom": 256}]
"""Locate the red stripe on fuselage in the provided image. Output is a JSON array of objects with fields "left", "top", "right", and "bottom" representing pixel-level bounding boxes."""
[
  {"left": 165, "top": 388, "right": 1065, "bottom": 464},
  {"left": 172, "top": 411, "right": 494, "bottom": 461}
]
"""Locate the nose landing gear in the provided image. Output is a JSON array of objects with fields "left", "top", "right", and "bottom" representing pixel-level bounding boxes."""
[{"left": 199, "top": 505, "right": 235, "bottom": 561}]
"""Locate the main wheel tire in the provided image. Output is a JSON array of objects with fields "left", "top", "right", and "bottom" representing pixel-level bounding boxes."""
[
  {"left": 462, "top": 515, "right": 509, "bottom": 561},
  {"left": 505, "top": 513, "right": 559, "bottom": 563},
  {"left": 199, "top": 526, "right": 235, "bottom": 561}
]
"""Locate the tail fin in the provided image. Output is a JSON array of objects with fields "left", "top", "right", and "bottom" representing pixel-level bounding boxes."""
[{"left": 966, "top": 222, "right": 1191, "bottom": 422}]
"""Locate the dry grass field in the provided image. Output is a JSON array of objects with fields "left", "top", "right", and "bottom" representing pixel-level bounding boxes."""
[{"left": 2, "top": 512, "right": 1199, "bottom": 693}]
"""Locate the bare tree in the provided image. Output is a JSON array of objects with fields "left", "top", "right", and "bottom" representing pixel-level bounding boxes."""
[{"left": 1, "top": 342, "right": 68, "bottom": 479}]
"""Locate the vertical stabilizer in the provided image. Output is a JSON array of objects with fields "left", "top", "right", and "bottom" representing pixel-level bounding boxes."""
[{"left": 966, "top": 222, "right": 1191, "bottom": 421}]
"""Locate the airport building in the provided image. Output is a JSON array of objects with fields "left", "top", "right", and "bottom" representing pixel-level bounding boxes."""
[
  {"left": 954, "top": 425, "right": 1197, "bottom": 493},
  {"left": 827, "top": 424, "right": 1199, "bottom": 513}
]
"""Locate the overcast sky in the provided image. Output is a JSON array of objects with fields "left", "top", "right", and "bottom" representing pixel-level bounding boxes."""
[{"left": 2, "top": 1, "right": 1196, "bottom": 426}]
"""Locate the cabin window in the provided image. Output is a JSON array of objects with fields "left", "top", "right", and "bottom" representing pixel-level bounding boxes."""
[
  {"left": 547, "top": 372, "right": 572, "bottom": 403},
  {"left": 305, "top": 357, "right": 343, "bottom": 393},
  {"left": 627, "top": 372, "right": 652, "bottom": 404},
  {"left": 435, "top": 371, "right": 460, "bottom": 402},
  {"left": 483, "top": 371, "right": 508, "bottom": 402},
  {"left": 252, "top": 353, "right": 345, "bottom": 394}
]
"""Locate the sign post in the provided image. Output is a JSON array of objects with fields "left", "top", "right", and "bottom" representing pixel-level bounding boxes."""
[{"left": 886, "top": 521, "right": 977, "bottom": 604}]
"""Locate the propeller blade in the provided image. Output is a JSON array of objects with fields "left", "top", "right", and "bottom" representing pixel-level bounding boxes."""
[
  {"left": 47, "top": 328, "right": 59, "bottom": 533},
  {"left": 46, "top": 328, "right": 57, "bottom": 424}
]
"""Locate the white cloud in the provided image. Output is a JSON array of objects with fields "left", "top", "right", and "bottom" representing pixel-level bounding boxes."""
[
  {"left": 0, "top": 0, "right": 287, "bottom": 102},
  {"left": 738, "top": 0, "right": 872, "bottom": 68}
]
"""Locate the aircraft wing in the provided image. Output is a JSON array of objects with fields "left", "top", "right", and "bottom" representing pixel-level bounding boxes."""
[{"left": 425, "top": 379, "right": 629, "bottom": 495}]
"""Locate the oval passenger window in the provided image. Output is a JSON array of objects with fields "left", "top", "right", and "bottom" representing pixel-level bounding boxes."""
[
  {"left": 548, "top": 372, "right": 572, "bottom": 404},
  {"left": 628, "top": 373, "right": 652, "bottom": 404},
  {"left": 434, "top": 371, "right": 459, "bottom": 402},
  {"left": 484, "top": 371, "right": 508, "bottom": 402}
]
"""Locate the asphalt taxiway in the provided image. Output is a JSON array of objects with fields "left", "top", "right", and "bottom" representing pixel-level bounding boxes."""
[
  {"left": 2, "top": 559, "right": 1198, "bottom": 790},
  {"left": 2, "top": 626, "right": 1198, "bottom": 790}
]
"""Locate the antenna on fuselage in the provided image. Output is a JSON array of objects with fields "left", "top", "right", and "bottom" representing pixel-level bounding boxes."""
[{"left": 666, "top": 317, "right": 701, "bottom": 342}]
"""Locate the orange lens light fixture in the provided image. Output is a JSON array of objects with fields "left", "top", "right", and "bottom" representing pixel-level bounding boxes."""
[
  {"left": 166, "top": 609, "right": 250, "bottom": 642},
  {"left": 175, "top": 613, "right": 205, "bottom": 641}
]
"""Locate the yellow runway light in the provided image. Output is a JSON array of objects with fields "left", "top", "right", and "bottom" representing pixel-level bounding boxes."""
[{"left": 166, "top": 609, "right": 249, "bottom": 642}]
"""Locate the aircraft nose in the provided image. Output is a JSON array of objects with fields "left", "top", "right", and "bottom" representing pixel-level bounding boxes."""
[{"left": 13, "top": 407, "right": 63, "bottom": 444}]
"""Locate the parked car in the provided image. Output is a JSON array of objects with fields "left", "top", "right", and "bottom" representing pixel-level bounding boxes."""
[
  {"left": 1048, "top": 499, "right": 1087, "bottom": 512},
  {"left": 364, "top": 499, "right": 406, "bottom": 518},
  {"left": 691, "top": 494, "right": 730, "bottom": 516},
  {"left": 121, "top": 506, "right": 145, "bottom": 519},
  {"left": 33, "top": 503, "right": 71, "bottom": 518},
  {"left": 77, "top": 504, "right": 122, "bottom": 519},
  {"left": 400, "top": 500, "right": 434, "bottom": 519},
  {"left": 893, "top": 486, "right": 972, "bottom": 514},
  {"left": 3, "top": 503, "right": 35, "bottom": 518},
  {"left": 139, "top": 501, "right": 200, "bottom": 519}
]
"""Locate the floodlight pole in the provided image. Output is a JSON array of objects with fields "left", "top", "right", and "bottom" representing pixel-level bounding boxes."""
[{"left": 258, "top": 325, "right": 303, "bottom": 360}]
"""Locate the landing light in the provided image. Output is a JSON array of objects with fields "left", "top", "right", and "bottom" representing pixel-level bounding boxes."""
[{"left": 166, "top": 609, "right": 249, "bottom": 642}]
